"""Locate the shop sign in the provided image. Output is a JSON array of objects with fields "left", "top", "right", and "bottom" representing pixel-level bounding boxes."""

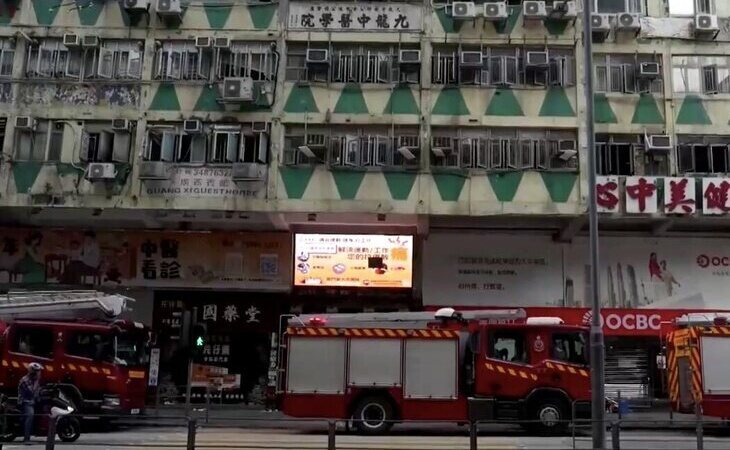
[
  {"left": 294, "top": 234, "right": 413, "bottom": 288},
  {"left": 148, "top": 348, "right": 161, "bottom": 387},
  {"left": 143, "top": 167, "right": 265, "bottom": 199},
  {"left": 625, "top": 176, "right": 658, "bottom": 214},
  {"left": 288, "top": 2, "right": 422, "bottom": 32},
  {"left": 664, "top": 177, "right": 696, "bottom": 215}
]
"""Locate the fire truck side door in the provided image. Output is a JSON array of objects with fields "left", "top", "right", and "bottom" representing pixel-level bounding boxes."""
[
  {"left": 5, "top": 324, "right": 56, "bottom": 390},
  {"left": 475, "top": 327, "right": 530, "bottom": 399}
]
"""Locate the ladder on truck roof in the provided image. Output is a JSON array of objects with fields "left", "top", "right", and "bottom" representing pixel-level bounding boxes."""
[
  {"left": 290, "top": 308, "right": 527, "bottom": 330},
  {"left": 0, "top": 290, "right": 133, "bottom": 322}
]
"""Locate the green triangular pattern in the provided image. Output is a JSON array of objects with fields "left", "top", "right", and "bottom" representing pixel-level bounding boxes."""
[
  {"left": 279, "top": 167, "right": 314, "bottom": 199},
  {"left": 12, "top": 162, "right": 42, "bottom": 194},
  {"left": 31, "top": 0, "right": 61, "bottom": 25},
  {"left": 249, "top": 3, "right": 276, "bottom": 29},
  {"left": 203, "top": 2, "right": 232, "bottom": 29},
  {"left": 544, "top": 18, "right": 569, "bottom": 35},
  {"left": 75, "top": 0, "right": 103, "bottom": 26},
  {"left": 494, "top": 6, "right": 520, "bottom": 34},
  {"left": 435, "top": 7, "right": 463, "bottom": 33},
  {"left": 676, "top": 95, "right": 711, "bottom": 125},
  {"left": 433, "top": 173, "right": 466, "bottom": 202},
  {"left": 488, "top": 172, "right": 523, "bottom": 202},
  {"left": 384, "top": 173, "right": 417, "bottom": 200},
  {"left": 194, "top": 85, "right": 224, "bottom": 112},
  {"left": 632, "top": 94, "right": 664, "bottom": 124},
  {"left": 0, "top": 0, "right": 20, "bottom": 25},
  {"left": 149, "top": 83, "right": 181, "bottom": 111},
  {"left": 334, "top": 84, "right": 368, "bottom": 114},
  {"left": 384, "top": 86, "right": 419, "bottom": 115},
  {"left": 331, "top": 171, "right": 365, "bottom": 200},
  {"left": 539, "top": 87, "right": 575, "bottom": 117},
  {"left": 56, "top": 163, "right": 82, "bottom": 177},
  {"left": 433, "top": 87, "right": 470, "bottom": 116},
  {"left": 486, "top": 89, "right": 524, "bottom": 116},
  {"left": 594, "top": 93, "right": 617, "bottom": 124},
  {"left": 284, "top": 84, "right": 319, "bottom": 113},
  {"left": 541, "top": 172, "right": 577, "bottom": 203}
]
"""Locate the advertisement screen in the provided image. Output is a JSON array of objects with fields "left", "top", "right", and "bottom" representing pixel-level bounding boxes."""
[{"left": 293, "top": 234, "right": 413, "bottom": 288}]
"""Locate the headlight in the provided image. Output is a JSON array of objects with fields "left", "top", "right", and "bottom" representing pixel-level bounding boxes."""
[{"left": 103, "top": 396, "right": 121, "bottom": 407}]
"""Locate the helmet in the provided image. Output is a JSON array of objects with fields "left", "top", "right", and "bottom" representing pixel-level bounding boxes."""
[{"left": 28, "top": 362, "right": 43, "bottom": 373}]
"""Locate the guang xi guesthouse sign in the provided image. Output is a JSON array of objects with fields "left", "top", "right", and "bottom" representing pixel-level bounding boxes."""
[
  {"left": 288, "top": 2, "right": 423, "bottom": 32},
  {"left": 596, "top": 176, "right": 730, "bottom": 215}
]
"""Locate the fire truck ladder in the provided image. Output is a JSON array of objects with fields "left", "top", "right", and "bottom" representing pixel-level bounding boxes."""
[{"left": 0, "top": 290, "right": 133, "bottom": 321}]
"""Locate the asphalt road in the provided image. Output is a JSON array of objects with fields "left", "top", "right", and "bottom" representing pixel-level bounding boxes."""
[{"left": 4, "top": 426, "right": 730, "bottom": 450}]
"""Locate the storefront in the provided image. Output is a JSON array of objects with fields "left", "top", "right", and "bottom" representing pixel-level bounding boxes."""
[{"left": 422, "top": 232, "right": 730, "bottom": 399}]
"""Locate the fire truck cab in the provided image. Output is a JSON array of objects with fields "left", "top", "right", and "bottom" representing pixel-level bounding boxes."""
[{"left": 278, "top": 308, "right": 591, "bottom": 434}]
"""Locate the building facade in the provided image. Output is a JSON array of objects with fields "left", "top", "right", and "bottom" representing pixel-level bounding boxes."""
[{"left": 1, "top": 0, "right": 730, "bottom": 401}]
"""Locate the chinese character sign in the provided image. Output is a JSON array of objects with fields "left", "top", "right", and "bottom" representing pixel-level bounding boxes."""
[
  {"left": 596, "top": 176, "right": 620, "bottom": 213},
  {"left": 664, "top": 177, "right": 696, "bottom": 215},
  {"left": 143, "top": 167, "right": 264, "bottom": 199},
  {"left": 625, "top": 176, "right": 658, "bottom": 214},
  {"left": 703, "top": 177, "right": 730, "bottom": 215},
  {"left": 288, "top": 3, "right": 422, "bottom": 32}
]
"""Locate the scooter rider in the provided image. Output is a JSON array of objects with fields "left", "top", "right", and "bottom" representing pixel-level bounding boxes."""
[{"left": 18, "top": 362, "right": 42, "bottom": 445}]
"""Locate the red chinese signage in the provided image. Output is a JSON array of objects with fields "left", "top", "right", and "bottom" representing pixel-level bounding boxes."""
[
  {"left": 625, "top": 176, "right": 658, "bottom": 213},
  {"left": 664, "top": 177, "right": 696, "bottom": 214}
]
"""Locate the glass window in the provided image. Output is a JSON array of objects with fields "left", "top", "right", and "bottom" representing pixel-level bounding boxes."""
[
  {"left": 66, "top": 332, "right": 114, "bottom": 362},
  {"left": 489, "top": 330, "right": 527, "bottom": 364},
  {"left": 552, "top": 332, "right": 587, "bottom": 365},
  {"left": 596, "top": 0, "right": 641, "bottom": 13},
  {"left": 12, "top": 327, "right": 54, "bottom": 358}
]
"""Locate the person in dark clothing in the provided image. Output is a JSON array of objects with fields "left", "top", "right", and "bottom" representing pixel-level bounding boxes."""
[{"left": 18, "top": 362, "right": 42, "bottom": 445}]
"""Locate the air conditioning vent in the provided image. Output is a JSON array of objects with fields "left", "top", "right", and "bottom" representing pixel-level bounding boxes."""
[
  {"left": 398, "top": 49, "right": 421, "bottom": 65},
  {"left": 592, "top": 14, "right": 612, "bottom": 31},
  {"left": 232, "top": 162, "right": 266, "bottom": 181},
  {"left": 15, "top": 116, "right": 36, "bottom": 130},
  {"left": 213, "top": 37, "right": 230, "bottom": 48},
  {"left": 460, "top": 51, "right": 483, "bottom": 67},
  {"left": 306, "top": 49, "right": 329, "bottom": 64},
  {"left": 616, "top": 12, "right": 641, "bottom": 31},
  {"left": 646, "top": 134, "right": 672, "bottom": 153},
  {"left": 451, "top": 1, "right": 477, "bottom": 19},
  {"left": 557, "top": 140, "right": 577, "bottom": 160},
  {"left": 82, "top": 35, "right": 100, "bottom": 48},
  {"left": 63, "top": 33, "right": 80, "bottom": 48},
  {"left": 183, "top": 119, "right": 203, "bottom": 134},
  {"left": 638, "top": 62, "right": 661, "bottom": 79},
  {"left": 156, "top": 0, "right": 182, "bottom": 16},
  {"left": 195, "top": 37, "right": 212, "bottom": 48},
  {"left": 523, "top": 1, "right": 547, "bottom": 19},
  {"left": 220, "top": 77, "right": 254, "bottom": 102},
  {"left": 695, "top": 14, "right": 719, "bottom": 34},
  {"left": 123, "top": 0, "right": 149, "bottom": 11},
  {"left": 526, "top": 51, "right": 549, "bottom": 68},
  {"left": 86, "top": 163, "right": 116, "bottom": 181},
  {"left": 138, "top": 161, "right": 170, "bottom": 180},
  {"left": 551, "top": 1, "right": 577, "bottom": 19},
  {"left": 111, "top": 119, "right": 130, "bottom": 131},
  {"left": 483, "top": 1, "right": 508, "bottom": 21}
]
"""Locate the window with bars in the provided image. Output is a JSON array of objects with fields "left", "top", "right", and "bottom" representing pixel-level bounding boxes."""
[
  {"left": 0, "top": 39, "right": 14, "bottom": 78},
  {"left": 15, "top": 120, "right": 64, "bottom": 162},
  {"left": 25, "top": 39, "right": 142, "bottom": 80},
  {"left": 594, "top": 54, "right": 663, "bottom": 94},
  {"left": 217, "top": 43, "right": 278, "bottom": 81},
  {"left": 668, "top": 0, "right": 714, "bottom": 15},
  {"left": 154, "top": 42, "right": 212, "bottom": 81},
  {"left": 673, "top": 56, "right": 730, "bottom": 94},
  {"left": 677, "top": 140, "right": 729, "bottom": 174},
  {"left": 595, "top": 0, "right": 643, "bottom": 13}
]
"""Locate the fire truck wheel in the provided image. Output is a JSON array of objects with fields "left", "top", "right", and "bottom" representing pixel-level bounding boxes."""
[
  {"left": 352, "top": 396, "right": 394, "bottom": 434},
  {"left": 530, "top": 399, "right": 567, "bottom": 435}
]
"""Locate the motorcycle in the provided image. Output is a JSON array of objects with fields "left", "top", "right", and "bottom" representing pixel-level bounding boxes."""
[{"left": 0, "top": 384, "right": 81, "bottom": 442}]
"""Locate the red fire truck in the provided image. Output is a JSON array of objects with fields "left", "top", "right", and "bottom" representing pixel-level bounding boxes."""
[
  {"left": 666, "top": 313, "right": 730, "bottom": 419},
  {"left": 0, "top": 291, "right": 150, "bottom": 416},
  {"left": 277, "top": 308, "right": 591, "bottom": 434}
]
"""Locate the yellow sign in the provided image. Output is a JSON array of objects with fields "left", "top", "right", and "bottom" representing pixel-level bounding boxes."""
[{"left": 293, "top": 234, "right": 413, "bottom": 288}]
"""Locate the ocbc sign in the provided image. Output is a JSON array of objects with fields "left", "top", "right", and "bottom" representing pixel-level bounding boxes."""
[{"left": 599, "top": 313, "right": 662, "bottom": 331}]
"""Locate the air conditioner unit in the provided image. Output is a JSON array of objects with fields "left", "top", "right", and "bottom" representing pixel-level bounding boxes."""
[
  {"left": 551, "top": 1, "right": 577, "bottom": 19},
  {"left": 523, "top": 1, "right": 547, "bottom": 19},
  {"left": 195, "top": 37, "right": 212, "bottom": 48},
  {"left": 156, "top": 0, "right": 182, "bottom": 17},
  {"left": 15, "top": 116, "right": 36, "bottom": 130},
  {"left": 526, "top": 51, "right": 549, "bottom": 68},
  {"left": 183, "top": 119, "right": 202, "bottom": 134},
  {"left": 221, "top": 77, "right": 254, "bottom": 102},
  {"left": 306, "top": 49, "right": 329, "bottom": 64},
  {"left": 638, "top": 62, "right": 661, "bottom": 79},
  {"left": 483, "top": 1, "right": 508, "bottom": 21},
  {"left": 592, "top": 13, "right": 612, "bottom": 33},
  {"left": 213, "top": 37, "right": 230, "bottom": 49},
  {"left": 63, "top": 33, "right": 80, "bottom": 48},
  {"left": 460, "top": 51, "right": 483, "bottom": 67},
  {"left": 138, "top": 161, "right": 170, "bottom": 180},
  {"left": 82, "top": 35, "right": 100, "bottom": 48},
  {"left": 557, "top": 140, "right": 577, "bottom": 160},
  {"left": 616, "top": 12, "right": 641, "bottom": 32},
  {"left": 232, "top": 163, "right": 266, "bottom": 181},
  {"left": 122, "top": 0, "right": 149, "bottom": 11},
  {"left": 695, "top": 14, "right": 719, "bottom": 34},
  {"left": 645, "top": 134, "right": 672, "bottom": 153},
  {"left": 451, "top": 2, "right": 477, "bottom": 19},
  {"left": 399, "top": 49, "right": 421, "bottom": 65},
  {"left": 86, "top": 162, "right": 116, "bottom": 181},
  {"left": 111, "top": 119, "right": 130, "bottom": 131}
]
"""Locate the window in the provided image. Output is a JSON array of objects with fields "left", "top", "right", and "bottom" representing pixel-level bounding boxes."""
[
  {"left": 595, "top": 0, "right": 642, "bottom": 13},
  {"left": 15, "top": 120, "right": 64, "bottom": 162},
  {"left": 597, "top": 142, "right": 635, "bottom": 175},
  {"left": 80, "top": 128, "right": 131, "bottom": 163},
  {"left": 595, "top": 55, "right": 663, "bottom": 94},
  {"left": 218, "top": 43, "right": 278, "bottom": 81},
  {"left": 25, "top": 39, "right": 142, "bottom": 80},
  {"left": 155, "top": 41, "right": 211, "bottom": 81},
  {"left": 552, "top": 332, "right": 587, "bottom": 365},
  {"left": 0, "top": 38, "right": 14, "bottom": 78},
  {"left": 677, "top": 140, "right": 729, "bottom": 174},
  {"left": 674, "top": 56, "right": 730, "bottom": 94},
  {"left": 489, "top": 330, "right": 527, "bottom": 364},
  {"left": 66, "top": 332, "right": 114, "bottom": 362},
  {"left": 11, "top": 327, "right": 54, "bottom": 359},
  {"left": 669, "top": 0, "right": 713, "bottom": 15}
]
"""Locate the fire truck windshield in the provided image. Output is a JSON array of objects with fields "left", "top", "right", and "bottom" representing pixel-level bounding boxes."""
[{"left": 114, "top": 332, "right": 149, "bottom": 367}]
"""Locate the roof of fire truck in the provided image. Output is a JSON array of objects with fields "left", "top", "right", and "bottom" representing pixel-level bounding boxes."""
[
  {"left": 0, "top": 290, "right": 134, "bottom": 322},
  {"left": 674, "top": 312, "right": 730, "bottom": 328}
]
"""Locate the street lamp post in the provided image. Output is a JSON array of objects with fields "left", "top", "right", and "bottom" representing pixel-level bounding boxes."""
[{"left": 582, "top": 0, "right": 606, "bottom": 448}]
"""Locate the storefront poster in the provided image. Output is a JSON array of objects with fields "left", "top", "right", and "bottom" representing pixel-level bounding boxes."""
[
  {"left": 294, "top": 234, "right": 413, "bottom": 288},
  {"left": 0, "top": 228, "right": 290, "bottom": 290}
]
